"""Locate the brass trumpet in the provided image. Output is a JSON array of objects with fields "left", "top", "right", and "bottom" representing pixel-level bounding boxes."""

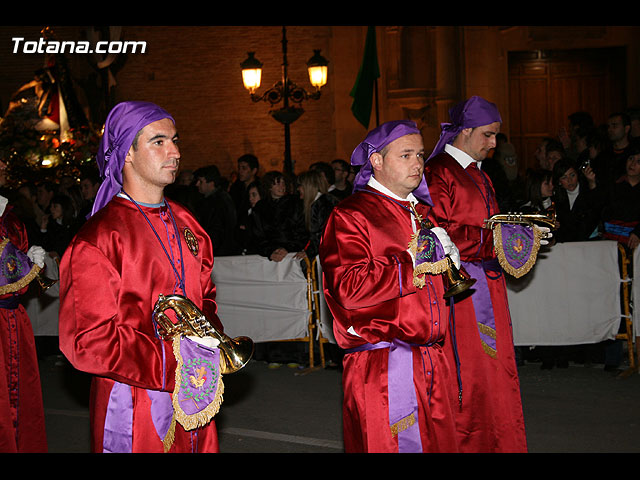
[
  {"left": 152, "top": 293, "right": 254, "bottom": 374},
  {"left": 483, "top": 210, "right": 557, "bottom": 231},
  {"left": 442, "top": 255, "right": 476, "bottom": 299}
]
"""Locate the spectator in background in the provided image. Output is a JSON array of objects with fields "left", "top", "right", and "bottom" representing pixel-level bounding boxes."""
[
  {"left": 78, "top": 169, "right": 101, "bottom": 219},
  {"left": 229, "top": 154, "right": 259, "bottom": 218},
  {"left": 296, "top": 170, "right": 338, "bottom": 259},
  {"left": 329, "top": 159, "right": 352, "bottom": 201},
  {"left": 551, "top": 158, "right": 599, "bottom": 243},
  {"left": 38, "top": 193, "right": 77, "bottom": 262},
  {"left": 253, "top": 170, "right": 308, "bottom": 262},
  {"left": 559, "top": 111, "right": 594, "bottom": 161},
  {"left": 521, "top": 169, "right": 555, "bottom": 215},
  {"left": 534, "top": 137, "right": 554, "bottom": 170},
  {"left": 194, "top": 165, "right": 237, "bottom": 256},
  {"left": 309, "top": 161, "right": 335, "bottom": 192},
  {"left": 599, "top": 146, "right": 640, "bottom": 373},
  {"left": 601, "top": 146, "right": 640, "bottom": 250},
  {"left": 237, "top": 180, "right": 265, "bottom": 255},
  {"left": 625, "top": 106, "right": 640, "bottom": 148},
  {"left": 543, "top": 139, "right": 565, "bottom": 172},
  {"left": 600, "top": 112, "right": 635, "bottom": 183}
]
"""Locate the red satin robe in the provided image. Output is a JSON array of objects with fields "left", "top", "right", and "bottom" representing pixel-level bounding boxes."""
[
  {"left": 0, "top": 208, "right": 47, "bottom": 453},
  {"left": 59, "top": 196, "right": 222, "bottom": 453},
  {"left": 425, "top": 151, "right": 527, "bottom": 453},
  {"left": 319, "top": 186, "right": 459, "bottom": 453}
]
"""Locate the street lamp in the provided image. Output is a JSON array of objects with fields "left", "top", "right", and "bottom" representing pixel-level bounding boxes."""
[{"left": 241, "top": 26, "right": 328, "bottom": 175}]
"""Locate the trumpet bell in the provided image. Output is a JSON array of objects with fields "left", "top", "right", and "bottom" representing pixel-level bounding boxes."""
[
  {"left": 442, "top": 256, "right": 476, "bottom": 299},
  {"left": 219, "top": 335, "right": 255, "bottom": 375},
  {"left": 152, "top": 293, "right": 254, "bottom": 374}
]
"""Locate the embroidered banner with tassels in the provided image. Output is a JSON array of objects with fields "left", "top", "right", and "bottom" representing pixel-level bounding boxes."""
[{"left": 492, "top": 223, "right": 544, "bottom": 278}]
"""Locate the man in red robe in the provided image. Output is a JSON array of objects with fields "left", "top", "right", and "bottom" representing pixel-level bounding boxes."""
[
  {"left": 320, "top": 120, "right": 461, "bottom": 453},
  {"left": 59, "top": 102, "right": 222, "bottom": 453},
  {"left": 424, "top": 96, "right": 528, "bottom": 452},
  {"left": 0, "top": 193, "right": 48, "bottom": 453}
]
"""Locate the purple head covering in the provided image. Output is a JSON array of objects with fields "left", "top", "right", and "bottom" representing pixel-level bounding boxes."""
[
  {"left": 90, "top": 101, "right": 175, "bottom": 217},
  {"left": 426, "top": 95, "right": 502, "bottom": 161},
  {"left": 350, "top": 120, "right": 432, "bottom": 205}
]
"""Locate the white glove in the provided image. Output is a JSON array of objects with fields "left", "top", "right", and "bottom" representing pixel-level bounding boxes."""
[
  {"left": 535, "top": 226, "right": 552, "bottom": 246},
  {"left": 27, "top": 245, "right": 46, "bottom": 268},
  {"left": 431, "top": 227, "right": 461, "bottom": 269},
  {"left": 187, "top": 335, "right": 220, "bottom": 349},
  {"left": 0, "top": 196, "right": 7, "bottom": 217}
]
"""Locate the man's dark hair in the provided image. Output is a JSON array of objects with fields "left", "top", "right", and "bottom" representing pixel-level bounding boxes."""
[
  {"left": 194, "top": 165, "right": 222, "bottom": 187},
  {"left": 237, "top": 154, "right": 259, "bottom": 171}
]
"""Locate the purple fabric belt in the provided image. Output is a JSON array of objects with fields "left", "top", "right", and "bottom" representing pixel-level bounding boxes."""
[
  {"left": 461, "top": 258, "right": 501, "bottom": 356},
  {"left": 346, "top": 338, "right": 437, "bottom": 453},
  {"left": 102, "top": 381, "right": 174, "bottom": 453}
]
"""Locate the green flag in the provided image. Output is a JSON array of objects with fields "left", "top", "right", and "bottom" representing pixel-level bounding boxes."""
[{"left": 350, "top": 26, "right": 380, "bottom": 129}]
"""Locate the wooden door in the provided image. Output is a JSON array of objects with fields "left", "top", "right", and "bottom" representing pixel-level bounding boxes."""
[{"left": 508, "top": 47, "right": 627, "bottom": 176}]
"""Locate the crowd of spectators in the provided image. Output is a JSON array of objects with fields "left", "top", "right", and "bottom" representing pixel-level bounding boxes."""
[{"left": 482, "top": 107, "right": 640, "bottom": 372}]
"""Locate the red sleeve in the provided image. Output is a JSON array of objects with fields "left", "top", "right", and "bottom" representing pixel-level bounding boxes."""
[{"left": 59, "top": 238, "right": 178, "bottom": 392}]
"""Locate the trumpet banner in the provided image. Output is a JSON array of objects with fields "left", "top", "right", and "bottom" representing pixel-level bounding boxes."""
[
  {"left": 163, "top": 337, "right": 224, "bottom": 452},
  {"left": 492, "top": 223, "right": 544, "bottom": 278}
]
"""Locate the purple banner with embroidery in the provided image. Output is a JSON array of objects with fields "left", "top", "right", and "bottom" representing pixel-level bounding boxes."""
[
  {"left": 0, "top": 238, "right": 39, "bottom": 295},
  {"left": 345, "top": 339, "right": 423, "bottom": 452},
  {"left": 410, "top": 227, "right": 449, "bottom": 288},
  {"left": 493, "top": 224, "right": 541, "bottom": 278},
  {"left": 461, "top": 261, "right": 498, "bottom": 358},
  {"left": 172, "top": 337, "right": 224, "bottom": 432}
]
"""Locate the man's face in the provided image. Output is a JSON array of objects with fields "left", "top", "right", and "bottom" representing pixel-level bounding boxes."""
[
  {"left": 456, "top": 122, "right": 501, "bottom": 161},
  {"left": 80, "top": 178, "right": 98, "bottom": 201},
  {"left": 626, "top": 153, "right": 640, "bottom": 178},
  {"left": 332, "top": 162, "right": 348, "bottom": 182},
  {"left": 237, "top": 161, "right": 256, "bottom": 183},
  {"left": 195, "top": 176, "right": 215, "bottom": 196},
  {"left": 371, "top": 133, "right": 425, "bottom": 199},
  {"left": 124, "top": 118, "right": 180, "bottom": 191},
  {"left": 607, "top": 115, "right": 629, "bottom": 143},
  {"left": 535, "top": 141, "right": 548, "bottom": 167},
  {"left": 546, "top": 150, "right": 563, "bottom": 170},
  {"left": 36, "top": 185, "right": 53, "bottom": 208}
]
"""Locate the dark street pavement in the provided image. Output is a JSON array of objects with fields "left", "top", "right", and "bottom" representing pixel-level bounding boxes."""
[{"left": 37, "top": 349, "right": 640, "bottom": 454}]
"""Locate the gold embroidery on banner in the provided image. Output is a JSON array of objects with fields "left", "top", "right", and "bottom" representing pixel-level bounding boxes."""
[
  {"left": 390, "top": 412, "right": 416, "bottom": 437},
  {"left": 492, "top": 224, "right": 543, "bottom": 278}
]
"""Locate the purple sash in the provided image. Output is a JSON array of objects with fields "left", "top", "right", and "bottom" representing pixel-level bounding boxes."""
[
  {"left": 461, "top": 260, "right": 500, "bottom": 358},
  {"left": 346, "top": 339, "right": 428, "bottom": 453}
]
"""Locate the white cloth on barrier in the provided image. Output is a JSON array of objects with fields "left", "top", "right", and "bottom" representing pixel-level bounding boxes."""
[
  {"left": 212, "top": 254, "right": 310, "bottom": 342},
  {"left": 25, "top": 254, "right": 60, "bottom": 336},
  {"left": 506, "top": 240, "right": 621, "bottom": 346}
]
